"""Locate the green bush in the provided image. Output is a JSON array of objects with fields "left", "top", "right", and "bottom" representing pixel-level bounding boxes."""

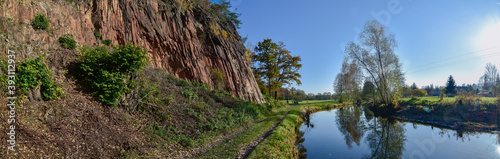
[
  {"left": 58, "top": 34, "right": 77, "bottom": 50},
  {"left": 102, "top": 39, "right": 112, "bottom": 46},
  {"left": 16, "top": 56, "right": 64, "bottom": 100},
  {"left": 210, "top": 68, "right": 226, "bottom": 90},
  {"left": 94, "top": 30, "right": 102, "bottom": 39},
  {"left": 412, "top": 88, "right": 428, "bottom": 97},
  {"left": 93, "top": 70, "right": 128, "bottom": 105},
  {"left": 31, "top": 13, "right": 49, "bottom": 30},
  {"left": 79, "top": 43, "right": 149, "bottom": 106}
]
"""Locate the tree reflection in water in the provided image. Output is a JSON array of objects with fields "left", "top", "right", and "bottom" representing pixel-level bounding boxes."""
[
  {"left": 335, "top": 106, "right": 366, "bottom": 148},
  {"left": 296, "top": 130, "right": 308, "bottom": 159},
  {"left": 363, "top": 117, "right": 406, "bottom": 159},
  {"left": 302, "top": 107, "right": 315, "bottom": 128},
  {"left": 335, "top": 106, "right": 406, "bottom": 159}
]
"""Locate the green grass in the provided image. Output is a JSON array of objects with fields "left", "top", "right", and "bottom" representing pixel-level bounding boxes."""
[
  {"left": 247, "top": 100, "right": 342, "bottom": 158},
  {"left": 400, "top": 96, "right": 498, "bottom": 106},
  {"left": 199, "top": 109, "right": 292, "bottom": 159},
  {"left": 247, "top": 107, "right": 302, "bottom": 159},
  {"left": 401, "top": 96, "right": 455, "bottom": 103},
  {"left": 198, "top": 100, "right": 343, "bottom": 158}
]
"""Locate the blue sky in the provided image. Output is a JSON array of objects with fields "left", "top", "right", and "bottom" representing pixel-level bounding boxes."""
[{"left": 217, "top": 0, "right": 500, "bottom": 94}]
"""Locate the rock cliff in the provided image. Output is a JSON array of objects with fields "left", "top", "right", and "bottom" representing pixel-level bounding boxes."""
[{"left": 0, "top": 0, "right": 264, "bottom": 103}]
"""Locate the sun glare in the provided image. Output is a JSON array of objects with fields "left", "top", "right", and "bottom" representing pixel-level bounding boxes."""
[
  {"left": 497, "top": 145, "right": 500, "bottom": 155},
  {"left": 477, "top": 19, "right": 500, "bottom": 50}
]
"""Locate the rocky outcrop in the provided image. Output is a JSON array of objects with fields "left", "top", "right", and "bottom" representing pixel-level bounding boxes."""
[{"left": 0, "top": 0, "right": 264, "bottom": 103}]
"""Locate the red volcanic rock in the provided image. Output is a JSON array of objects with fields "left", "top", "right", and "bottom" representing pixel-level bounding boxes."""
[{"left": 0, "top": 0, "right": 264, "bottom": 103}]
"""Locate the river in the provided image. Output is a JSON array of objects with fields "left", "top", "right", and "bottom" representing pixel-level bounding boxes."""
[{"left": 297, "top": 106, "right": 500, "bottom": 159}]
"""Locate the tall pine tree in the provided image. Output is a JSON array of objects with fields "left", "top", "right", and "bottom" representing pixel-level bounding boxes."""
[{"left": 445, "top": 75, "right": 457, "bottom": 97}]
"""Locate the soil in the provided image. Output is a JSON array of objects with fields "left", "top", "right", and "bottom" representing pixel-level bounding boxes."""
[{"left": 234, "top": 109, "right": 292, "bottom": 159}]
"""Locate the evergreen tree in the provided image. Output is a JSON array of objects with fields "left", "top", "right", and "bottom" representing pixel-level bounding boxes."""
[
  {"left": 411, "top": 82, "right": 417, "bottom": 90},
  {"left": 445, "top": 75, "right": 457, "bottom": 97}
]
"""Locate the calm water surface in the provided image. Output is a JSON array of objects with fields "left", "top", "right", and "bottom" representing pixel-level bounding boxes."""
[{"left": 298, "top": 106, "right": 500, "bottom": 159}]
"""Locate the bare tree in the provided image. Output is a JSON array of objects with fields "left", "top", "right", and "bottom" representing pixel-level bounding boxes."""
[
  {"left": 344, "top": 20, "right": 405, "bottom": 108},
  {"left": 334, "top": 60, "right": 363, "bottom": 102},
  {"left": 479, "top": 63, "right": 499, "bottom": 90}
]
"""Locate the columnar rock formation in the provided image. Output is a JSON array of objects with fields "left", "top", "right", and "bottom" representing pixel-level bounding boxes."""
[{"left": 0, "top": 0, "right": 265, "bottom": 103}]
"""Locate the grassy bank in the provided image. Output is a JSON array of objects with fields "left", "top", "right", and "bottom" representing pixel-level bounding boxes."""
[
  {"left": 395, "top": 96, "right": 500, "bottom": 132},
  {"left": 199, "top": 106, "right": 293, "bottom": 159},
  {"left": 247, "top": 100, "right": 347, "bottom": 158},
  {"left": 399, "top": 96, "right": 497, "bottom": 106}
]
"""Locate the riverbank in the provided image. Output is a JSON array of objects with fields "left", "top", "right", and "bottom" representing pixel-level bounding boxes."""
[
  {"left": 246, "top": 100, "right": 352, "bottom": 158},
  {"left": 388, "top": 96, "right": 500, "bottom": 132}
]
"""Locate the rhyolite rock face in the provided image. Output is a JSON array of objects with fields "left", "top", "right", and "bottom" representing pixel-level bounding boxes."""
[{"left": 0, "top": 0, "right": 264, "bottom": 103}]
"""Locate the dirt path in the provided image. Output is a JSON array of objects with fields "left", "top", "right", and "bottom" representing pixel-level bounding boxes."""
[
  {"left": 234, "top": 109, "right": 292, "bottom": 159},
  {"left": 166, "top": 109, "right": 290, "bottom": 158}
]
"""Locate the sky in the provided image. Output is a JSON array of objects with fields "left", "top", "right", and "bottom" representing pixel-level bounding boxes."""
[{"left": 216, "top": 0, "right": 500, "bottom": 94}]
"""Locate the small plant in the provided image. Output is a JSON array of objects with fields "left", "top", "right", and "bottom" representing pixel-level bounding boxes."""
[
  {"left": 221, "top": 30, "right": 228, "bottom": 40},
  {"left": 210, "top": 68, "right": 226, "bottom": 90},
  {"left": 58, "top": 34, "right": 77, "bottom": 50},
  {"left": 177, "top": 78, "right": 191, "bottom": 87},
  {"left": 16, "top": 56, "right": 64, "bottom": 100},
  {"left": 209, "top": 23, "right": 221, "bottom": 37},
  {"left": 181, "top": 88, "right": 197, "bottom": 101},
  {"left": 102, "top": 39, "right": 112, "bottom": 46},
  {"left": 94, "top": 30, "right": 102, "bottom": 39},
  {"left": 31, "top": 13, "right": 49, "bottom": 30}
]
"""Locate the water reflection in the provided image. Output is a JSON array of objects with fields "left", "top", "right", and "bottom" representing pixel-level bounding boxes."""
[
  {"left": 335, "top": 106, "right": 406, "bottom": 158},
  {"left": 298, "top": 107, "right": 500, "bottom": 158},
  {"left": 302, "top": 107, "right": 315, "bottom": 128},
  {"left": 335, "top": 106, "right": 366, "bottom": 148},
  {"left": 296, "top": 130, "right": 308, "bottom": 159},
  {"left": 362, "top": 117, "right": 406, "bottom": 159}
]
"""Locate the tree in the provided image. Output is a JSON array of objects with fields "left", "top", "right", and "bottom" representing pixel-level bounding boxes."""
[
  {"left": 361, "top": 81, "right": 376, "bottom": 101},
  {"left": 290, "top": 88, "right": 306, "bottom": 103},
  {"left": 440, "top": 87, "right": 447, "bottom": 96},
  {"left": 209, "top": 0, "right": 242, "bottom": 28},
  {"left": 445, "top": 75, "right": 457, "bottom": 97},
  {"left": 479, "top": 63, "right": 499, "bottom": 91},
  {"left": 334, "top": 73, "right": 347, "bottom": 103},
  {"left": 323, "top": 92, "right": 332, "bottom": 100},
  {"left": 412, "top": 89, "right": 427, "bottom": 97},
  {"left": 334, "top": 60, "right": 363, "bottom": 103},
  {"left": 344, "top": 20, "right": 405, "bottom": 108},
  {"left": 307, "top": 93, "right": 315, "bottom": 100},
  {"left": 423, "top": 84, "right": 434, "bottom": 96},
  {"left": 252, "top": 39, "right": 302, "bottom": 99},
  {"left": 401, "top": 86, "right": 412, "bottom": 98},
  {"left": 411, "top": 83, "right": 417, "bottom": 90}
]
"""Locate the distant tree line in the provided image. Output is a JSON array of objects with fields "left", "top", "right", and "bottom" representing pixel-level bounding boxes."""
[
  {"left": 400, "top": 63, "right": 500, "bottom": 98},
  {"left": 273, "top": 87, "right": 336, "bottom": 103}
]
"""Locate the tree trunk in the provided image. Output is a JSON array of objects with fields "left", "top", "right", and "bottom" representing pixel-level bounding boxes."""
[{"left": 268, "top": 77, "right": 271, "bottom": 98}]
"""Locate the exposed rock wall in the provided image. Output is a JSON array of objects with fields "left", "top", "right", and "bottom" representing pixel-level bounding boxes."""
[{"left": 0, "top": 0, "right": 264, "bottom": 103}]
